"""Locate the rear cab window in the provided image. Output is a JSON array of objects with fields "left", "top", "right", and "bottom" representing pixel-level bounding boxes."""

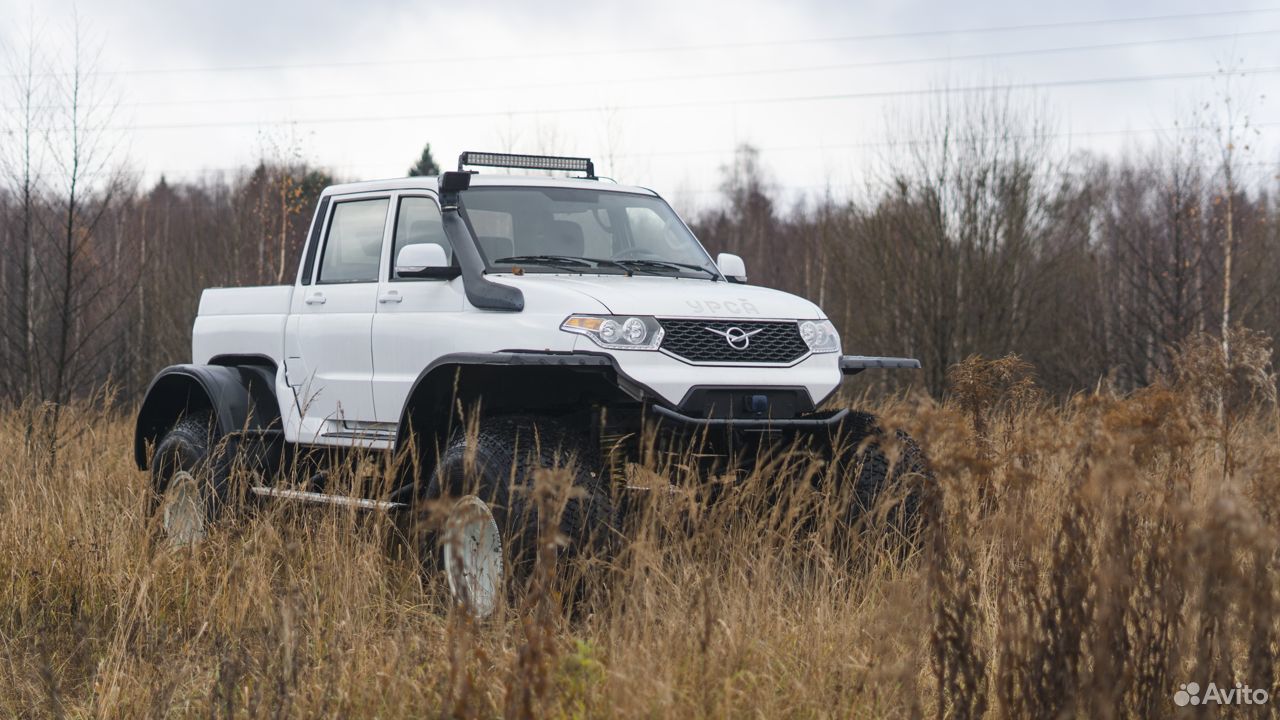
[{"left": 317, "top": 198, "right": 390, "bottom": 284}]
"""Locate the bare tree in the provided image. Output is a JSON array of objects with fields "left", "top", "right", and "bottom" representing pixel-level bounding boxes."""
[
  {"left": 35, "top": 13, "right": 132, "bottom": 452},
  {"left": 1204, "top": 62, "right": 1265, "bottom": 365},
  {"left": 254, "top": 127, "right": 314, "bottom": 283},
  {"left": 0, "top": 12, "right": 47, "bottom": 406},
  {"left": 1097, "top": 140, "right": 1215, "bottom": 388},
  {"left": 1203, "top": 60, "right": 1264, "bottom": 482},
  {"left": 713, "top": 144, "right": 779, "bottom": 276},
  {"left": 598, "top": 106, "right": 625, "bottom": 179},
  {"left": 855, "top": 87, "right": 1062, "bottom": 394}
]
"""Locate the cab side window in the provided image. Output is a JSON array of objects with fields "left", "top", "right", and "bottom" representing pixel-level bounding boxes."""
[
  {"left": 317, "top": 198, "right": 389, "bottom": 283},
  {"left": 392, "top": 196, "right": 451, "bottom": 278}
]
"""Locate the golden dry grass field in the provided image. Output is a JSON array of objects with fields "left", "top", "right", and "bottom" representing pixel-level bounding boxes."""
[{"left": 1, "top": 340, "right": 1278, "bottom": 718}]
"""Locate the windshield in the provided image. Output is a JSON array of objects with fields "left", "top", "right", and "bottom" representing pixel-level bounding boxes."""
[{"left": 459, "top": 187, "right": 719, "bottom": 279}]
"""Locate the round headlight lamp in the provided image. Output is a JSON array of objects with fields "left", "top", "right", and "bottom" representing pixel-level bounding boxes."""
[
  {"left": 561, "top": 315, "right": 665, "bottom": 350},
  {"left": 798, "top": 320, "right": 840, "bottom": 353}
]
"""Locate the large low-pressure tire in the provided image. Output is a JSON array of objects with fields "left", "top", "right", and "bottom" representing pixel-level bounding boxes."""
[
  {"left": 148, "top": 411, "right": 235, "bottom": 546},
  {"left": 833, "top": 415, "right": 932, "bottom": 552},
  {"left": 421, "top": 415, "right": 616, "bottom": 618}
]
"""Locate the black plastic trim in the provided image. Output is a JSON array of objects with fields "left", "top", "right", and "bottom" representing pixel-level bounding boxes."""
[
  {"left": 390, "top": 350, "right": 645, "bottom": 487},
  {"left": 396, "top": 350, "right": 645, "bottom": 409},
  {"left": 208, "top": 353, "right": 279, "bottom": 373},
  {"left": 420, "top": 350, "right": 615, "bottom": 373},
  {"left": 299, "top": 197, "right": 330, "bottom": 286},
  {"left": 676, "top": 385, "right": 816, "bottom": 419},
  {"left": 839, "top": 355, "right": 922, "bottom": 376},
  {"left": 648, "top": 404, "right": 850, "bottom": 429},
  {"left": 497, "top": 349, "right": 654, "bottom": 402},
  {"left": 133, "top": 364, "right": 281, "bottom": 470},
  {"left": 440, "top": 202, "right": 524, "bottom": 311},
  {"left": 394, "top": 352, "right": 648, "bottom": 433}
]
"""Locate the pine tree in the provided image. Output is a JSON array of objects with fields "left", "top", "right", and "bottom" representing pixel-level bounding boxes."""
[{"left": 407, "top": 144, "right": 440, "bottom": 176}]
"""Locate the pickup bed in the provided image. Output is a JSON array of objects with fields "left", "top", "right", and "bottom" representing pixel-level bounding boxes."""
[{"left": 135, "top": 151, "right": 926, "bottom": 617}]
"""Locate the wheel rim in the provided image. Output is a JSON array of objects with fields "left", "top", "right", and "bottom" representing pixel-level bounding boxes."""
[
  {"left": 162, "top": 470, "right": 207, "bottom": 545},
  {"left": 441, "top": 495, "right": 503, "bottom": 618}
]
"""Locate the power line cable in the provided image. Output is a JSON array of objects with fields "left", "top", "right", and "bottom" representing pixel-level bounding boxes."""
[
  {"left": 610, "top": 122, "right": 1280, "bottom": 158},
  {"left": 147, "top": 122, "right": 1280, "bottom": 179},
  {"left": 9, "top": 6, "right": 1278, "bottom": 79},
  {"left": 108, "top": 65, "right": 1280, "bottom": 132},
  {"left": 66, "top": 27, "right": 1280, "bottom": 111}
]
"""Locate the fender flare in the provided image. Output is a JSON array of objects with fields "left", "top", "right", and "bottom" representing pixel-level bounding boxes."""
[
  {"left": 391, "top": 351, "right": 644, "bottom": 482},
  {"left": 133, "top": 364, "right": 281, "bottom": 470}
]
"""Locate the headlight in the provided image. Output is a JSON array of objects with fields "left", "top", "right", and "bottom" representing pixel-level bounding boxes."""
[
  {"left": 798, "top": 320, "right": 840, "bottom": 353},
  {"left": 562, "top": 315, "right": 665, "bottom": 350}
]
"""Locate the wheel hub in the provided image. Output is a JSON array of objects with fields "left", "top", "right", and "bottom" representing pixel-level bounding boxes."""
[
  {"left": 162, "top": 470, "right": 207, "bottom": 545},
  {"left": 441, "top": 495, "right": 503, "bottom": 618}
]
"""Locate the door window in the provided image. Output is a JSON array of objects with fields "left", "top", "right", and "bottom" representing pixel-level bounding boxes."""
[
  {"left": 392, "top": 196, "right": 451, "bottom": 278},
  {"left": 318, "top": 198, "right": 389, "bottom": 283}
]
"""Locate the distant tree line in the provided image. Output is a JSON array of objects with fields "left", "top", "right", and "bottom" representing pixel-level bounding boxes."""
[
  {"left": 1, "top": 40, "right": 1275, "bottom": 418},
  {"left": 692, "top": 94, "right": 1278, "bottom": 397},
  {"left": 0, "top": 149, "right": 332, "bottom": 412},
  {"left": 0, "top": 12, "right": 338, "bottom": 448}
]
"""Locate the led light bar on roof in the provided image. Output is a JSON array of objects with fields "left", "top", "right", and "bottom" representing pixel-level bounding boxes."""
[{"left": 458, "top": 151, "right": 596, "bottom": 179}]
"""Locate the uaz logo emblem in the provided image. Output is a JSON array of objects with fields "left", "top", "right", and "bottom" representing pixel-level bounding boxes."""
[{"left": 703, "top": 326, "right": 763, "bottom": 350}]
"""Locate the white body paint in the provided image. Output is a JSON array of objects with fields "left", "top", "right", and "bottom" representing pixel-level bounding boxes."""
[{"left": 190, "top": 175, "right": 845, "bottom": 450}]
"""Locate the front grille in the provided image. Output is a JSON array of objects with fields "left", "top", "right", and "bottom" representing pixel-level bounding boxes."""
[{"left": 658, "top": 319, "right": 809, "bottom": 364}]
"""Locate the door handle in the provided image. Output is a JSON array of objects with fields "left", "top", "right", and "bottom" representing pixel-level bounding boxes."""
[
  {"left": 305, "top": 293, "right": 327, "bottom": 305},
  {"left": 378, "top": 291, "right": 403, "bottom": 304}
]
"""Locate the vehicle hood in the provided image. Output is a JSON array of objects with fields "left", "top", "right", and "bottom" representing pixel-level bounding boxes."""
[{"left": 489, "top": 274, "right": 825, "bottom": 319}]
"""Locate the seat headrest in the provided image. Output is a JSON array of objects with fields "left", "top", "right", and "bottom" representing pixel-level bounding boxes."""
[
  {"left": 541, "top": 220, "right": 585, "bottom": 257},
  {"left": 407, "top": 220, "right": 447, "bottom": 246},
  {"left": 477, "top": 235, "right": 515, "bottom": 261},
  {"left": 358, "top": 231, "right": 383, "bottom": 256}
]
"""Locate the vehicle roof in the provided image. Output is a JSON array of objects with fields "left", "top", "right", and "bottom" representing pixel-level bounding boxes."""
[{"left": 322, "top": 174, "right": 659, "bottom": 198}]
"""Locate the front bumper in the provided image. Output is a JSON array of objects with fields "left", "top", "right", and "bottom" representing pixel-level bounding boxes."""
[
  {"left": 638, "top": 402, "right": 870, "bottom": 474},
  {"left": 580, "top": 336, "right": 844, "bottom": 408}
]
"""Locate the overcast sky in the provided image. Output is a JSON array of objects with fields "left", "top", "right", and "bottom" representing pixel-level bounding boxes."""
[{"left": 3, "top": 0, "right": 1277, "bottom": 212}]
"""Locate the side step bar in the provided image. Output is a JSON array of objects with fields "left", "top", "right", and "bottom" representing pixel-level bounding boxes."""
[{"left": 251, "top": 486, "right": 405, "bottom": 511}]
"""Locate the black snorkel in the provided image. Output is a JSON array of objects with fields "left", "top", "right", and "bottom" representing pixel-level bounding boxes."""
[{"left": 438, "top": 170, "right": 525, "bottom": 312}]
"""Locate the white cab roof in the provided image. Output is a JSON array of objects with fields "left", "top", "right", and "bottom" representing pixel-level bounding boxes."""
[{"left": 322, "top": 174, "right": 658, "bottom": 198}]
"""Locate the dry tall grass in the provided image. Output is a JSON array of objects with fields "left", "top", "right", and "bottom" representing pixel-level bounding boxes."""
[{"left": 2, "top": 333, "right": 1278, "bottom": 718}]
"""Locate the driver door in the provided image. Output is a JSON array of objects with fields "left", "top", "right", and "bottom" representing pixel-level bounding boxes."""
[{"left": 372, "top": 193, "right": 466, "bottom": 425}]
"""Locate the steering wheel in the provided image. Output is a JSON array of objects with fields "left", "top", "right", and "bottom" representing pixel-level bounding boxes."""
[{"left": 613, "top": 247, "right": 663, "bottom": 260}]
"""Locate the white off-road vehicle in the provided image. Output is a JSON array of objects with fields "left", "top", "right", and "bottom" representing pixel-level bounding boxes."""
[{"left": 135, "top": 152, "right": 923, "bottom": 616}]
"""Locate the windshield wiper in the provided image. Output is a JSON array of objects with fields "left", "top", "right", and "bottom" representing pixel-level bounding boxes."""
[
  {"left": 492, "top": 254, "right": 596, "bottom": 272},
  {"left": 493, "top": 254, "right": 718, "bottom": 279},
  {"left": 606, "top": 258, "right": 720, "bottom": 279},
  {"left": 495, "top": 254, "right": 646, "bottom": 276},
  {"left": 580, "top": 257, "right": 674, "bottom": 276}
]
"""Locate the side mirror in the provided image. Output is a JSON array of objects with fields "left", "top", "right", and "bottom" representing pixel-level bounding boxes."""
[
  {"left": 396, "top": 243, "right": 457, "bottom": 279},
  {"left": 716, "top": 252, "right": 747, "bottom": 283}
]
